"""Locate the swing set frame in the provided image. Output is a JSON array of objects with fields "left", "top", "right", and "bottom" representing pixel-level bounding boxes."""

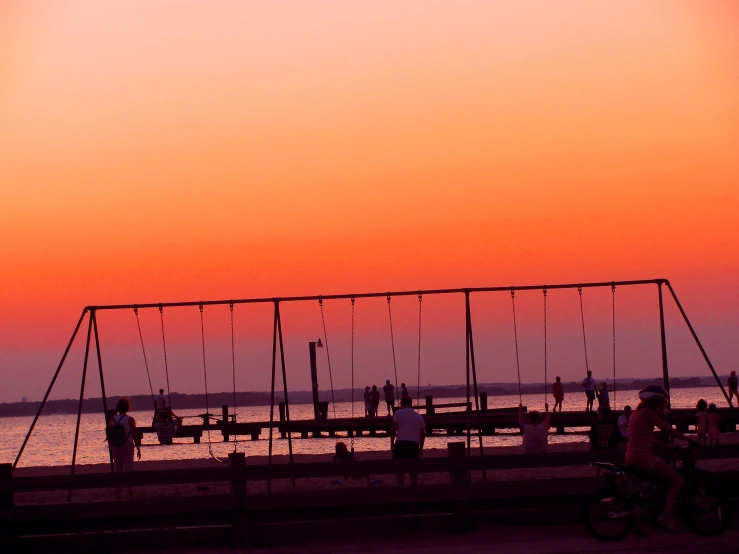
[{"left": 13, "top": 278, "right": 730, "bottom": 485}]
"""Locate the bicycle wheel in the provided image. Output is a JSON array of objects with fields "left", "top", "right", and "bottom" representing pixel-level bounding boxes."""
[
  {"left": 683, "top": 473, "right": 729, "bottom": 536},
  {"left": 583, "top": 487, "right": 635, "bottom": 541}
]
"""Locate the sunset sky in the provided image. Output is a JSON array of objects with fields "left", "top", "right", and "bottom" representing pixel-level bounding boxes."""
[{"left": 1, "top": 1, "right": 737, "bottom": 404}]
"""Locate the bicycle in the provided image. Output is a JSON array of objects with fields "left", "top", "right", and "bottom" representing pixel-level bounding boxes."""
[{"left": 583, "top": 443, "right": 729, "bottom": 541}]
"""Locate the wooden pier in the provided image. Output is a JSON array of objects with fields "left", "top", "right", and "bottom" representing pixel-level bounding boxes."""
[{"left": 135, "top": 396, "right": 739, "bottom": 444}]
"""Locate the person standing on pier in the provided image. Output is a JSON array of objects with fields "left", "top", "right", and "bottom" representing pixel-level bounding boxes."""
[
  {"left": 400, "top": 383, "right": 409, "bottom": 400},
  {"left": 552, "top": 376, "right": 564, "bottom": 412},
  {"left": 369, "top": 385, "right": 381, "bottom": 417},
  {"left": 581, "top": 371, "right": 596, "bottom": 412},
  {"left": 390, "top": 395, "right": 426, "bottom": 485},
  {"left": 383, "top": 379, "right": 395, "bottom": 415},
  {"left": 364, "top": 386, "right": 371, "bottom": 417},
  {"left": 728, "top": 371, "right": 738, "bottom": 406},
  {"left": 597, "top": 382, "right": 610, "bottom": 411}
]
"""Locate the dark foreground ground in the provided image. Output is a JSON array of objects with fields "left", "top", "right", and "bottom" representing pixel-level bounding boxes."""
[{"left": 121, "top": 524, "right": 739, "bottom": 554}]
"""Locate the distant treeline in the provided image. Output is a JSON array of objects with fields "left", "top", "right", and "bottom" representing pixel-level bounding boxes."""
[{"left": 0, "top": 376, "right": 718, "bottom": 418}]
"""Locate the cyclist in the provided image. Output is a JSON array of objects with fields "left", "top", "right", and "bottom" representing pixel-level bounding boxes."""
[{"left": 626, "top": 385, "right": 697, "bottom": 534}]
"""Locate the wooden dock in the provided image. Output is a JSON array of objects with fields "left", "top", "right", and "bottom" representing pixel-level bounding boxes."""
[{"left": 135, "top": 400, "right": 739, "bottom": 444}]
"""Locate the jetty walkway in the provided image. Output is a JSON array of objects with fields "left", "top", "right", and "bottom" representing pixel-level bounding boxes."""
[{"left": 135, "top": 402, "right": 739, "bottom": 444}]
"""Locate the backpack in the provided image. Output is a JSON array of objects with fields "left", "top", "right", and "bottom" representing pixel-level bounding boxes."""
[{"left": 107, "top": 415, "right": 131, "bottom": 447}]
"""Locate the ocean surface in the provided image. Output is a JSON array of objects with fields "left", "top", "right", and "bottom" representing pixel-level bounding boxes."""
[{"left": 3, "top": 386, "right": 728, "bottom": 468}]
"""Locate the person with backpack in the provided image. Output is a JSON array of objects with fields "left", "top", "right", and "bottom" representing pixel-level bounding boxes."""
[{"left": 108, "top": 397, "right": 141, "bottom": 473}]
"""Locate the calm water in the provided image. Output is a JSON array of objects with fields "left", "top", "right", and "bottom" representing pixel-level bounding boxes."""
[{"left": 2, "top": 387, "right": 727, "bottom": 468}]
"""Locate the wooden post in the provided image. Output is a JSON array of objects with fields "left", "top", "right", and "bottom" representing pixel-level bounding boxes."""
[
  {"left": 278, "top": 402, "right": 286, "bottom": 422},
  {"left": 228, "top": 452, "right": 248, "bottom": 547},
  {"left": 447, "top": 442, "right": 467, "bottom": 485},
  {"left": 480, "top": 392, "right": 488, "bottom": 412},
  {"left": 0, "top": 463, "right": 12, "bottom": 509},
  {"left": 426, "top": 396, "right": 435, "bottom": 415},
  {"left": 222, "top": 404, "right": 230, "bottom": 442},
  {"left": 0, "top": 463, "right": 13, "bottom": 551}
]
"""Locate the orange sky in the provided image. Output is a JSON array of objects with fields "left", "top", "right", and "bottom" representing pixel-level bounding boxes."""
[{"left": 1, "top": 1, "right": 738, "bottom": 403}]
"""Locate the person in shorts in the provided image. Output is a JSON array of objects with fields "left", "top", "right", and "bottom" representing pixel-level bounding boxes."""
[
  {"left": 581, "top": 371, "right": 596, "bottom": 412},
  {"left": 383, "top": 379, "right": 395, "bottom": 415},
  {"left": 390, "top": 395, "right": 426, "bottom": 485},
  {"left": 552, "top": 376, "right": 564, "bottom": 412}
]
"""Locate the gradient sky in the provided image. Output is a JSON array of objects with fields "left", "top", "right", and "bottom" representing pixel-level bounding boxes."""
[{"left": 1, "top": 1, "right": 738, "bottom": 404}]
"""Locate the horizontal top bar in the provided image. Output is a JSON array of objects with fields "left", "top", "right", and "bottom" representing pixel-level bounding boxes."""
[{"left": 85, "top": 278, "right": 667, "bottom": 312}]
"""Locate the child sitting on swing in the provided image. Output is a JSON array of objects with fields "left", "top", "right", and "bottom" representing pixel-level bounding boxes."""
[{"left": 332, "top": 441, "right": 375, "bottom": 484}]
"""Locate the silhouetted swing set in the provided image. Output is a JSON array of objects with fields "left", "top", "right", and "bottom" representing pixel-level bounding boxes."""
[{"left": 13, "top": 279, "right": 733, "bottom": 485}]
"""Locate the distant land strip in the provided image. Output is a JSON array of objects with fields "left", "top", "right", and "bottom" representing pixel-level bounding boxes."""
[{"left": 0, "top": 376, "right": 722, "bottom": 418}]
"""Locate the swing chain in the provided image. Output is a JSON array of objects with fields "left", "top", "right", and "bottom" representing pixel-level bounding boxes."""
[
  {"left": 543, "top": 288, "right": 548, "bottom": 404},
  {"left": 159, "top": 304, "right": 173, "bottom": 410},
  {"left": 134, "top": 306, "right": 156, "bottom": 407},
  {"left": 417, "top": 293, "right": 422, "bottom": 404},
  {"left": 611, "top": 284, "right": 616, "bottom": 410},
  {"left": 350, "top": 296, "right": 355, "bottom": 451},
  {"left": 199, "top": 303, "right": 216, "bottom": 459},
  {"left": 230, "top": 301, "right": 238, "bottom": 452},
  {"left": 387, "top": 294, "right": 400, "bottom": 398},
  {"left": 318, "top": 298, "right": 337, "bottom": 420},
  {"left": 510, "top": 289, "right": 522, "bottom": 403},
  {"left": 578, "top": 286, "right": 590, "bottom": 373}
]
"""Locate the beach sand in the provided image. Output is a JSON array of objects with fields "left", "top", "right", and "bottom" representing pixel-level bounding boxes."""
[{"left": 14, "top": 434, "right": 739, "bottom": 506}]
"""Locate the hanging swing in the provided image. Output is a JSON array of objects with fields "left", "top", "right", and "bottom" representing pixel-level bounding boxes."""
[
  {"left": 510, "top": 289, "right": 523, "bottom": 404},
  {"left": 229, "top": 302, "right": 238, "bottom": 452},
  {"left": 318, "top": 298, "right": 338, "bottom": 421},
  {"left": 416, "top": 294, "right": 422, "bottom": 404},
  {"left": 387, "top": 295, "right": 400, "bottom": 399},
  {"left": 578, "top": 286, "right": 590, "bottom": 377},
  {"left": 350, "top": 296, "right": 356, "bottom": 451},
  {"left": 611, "top": 284, "right": 617, "bottom": 410},
  {"left": 158, "top": 305, "right": 173, "bottom": 412},
  {"left": 198, "top": 303, "right": 238, "bottom": 463},
  {"left": 543, "top": 288, "right": 548, "bottom": 405},
  {"left": 133, "top": 307, "right": 156, "bottom": 411}
]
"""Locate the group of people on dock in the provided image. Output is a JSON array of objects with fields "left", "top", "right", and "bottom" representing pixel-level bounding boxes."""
[
  {"left": 549, "top": 371, "right": 611, "bottom": 412},
  {"left": 363, "top": 380, "right": 410, "bottom": 417}
]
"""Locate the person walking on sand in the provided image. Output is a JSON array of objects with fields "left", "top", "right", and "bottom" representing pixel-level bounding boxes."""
[
  {"left": 518, "top": 402, "right": 551, "bottom": 454},
  {"left": 552, "top": 376, "right": 564, "bottom": 412},
  {"left": 383, "top": 379, "right": 395, "bottom": 415},
  {"left": 581, "top": 371, "right": 596, "bottom": 412},
  {"left": 107, "top": 398, "right": 141, "bottom": 478},
  {"left": 728, "top": 371, "right": 739, "bottom": 406},
  {"left": 390, "top": 395, "right": 426, "bottom": 486}
]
